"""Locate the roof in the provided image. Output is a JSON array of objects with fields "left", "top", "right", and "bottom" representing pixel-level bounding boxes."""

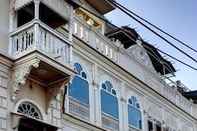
[
  {"left": 106, "top": 26, "right": 176, "bottom": 75},
  {"left": 142, "top": 41, "right": 176, "bottom": 75},
  {"left": 67, "top": 0, "right": 115, "bottom": 14},
  {"left": 106, "top": 26, "right": 139, "bottom": 49},
  {"left": 183, "top": 90, "right": 197, "bottom": 103}
]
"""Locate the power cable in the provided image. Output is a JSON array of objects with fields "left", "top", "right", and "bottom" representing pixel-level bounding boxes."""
[
  {"left": 110, "top": 0, "right": 197, "bottom": 53},
  {"left": 107, "top": 0, "right": 197, "bottom": 64},
  {"left": 74, "top": 2, "right": 197, "bottom": 71}
]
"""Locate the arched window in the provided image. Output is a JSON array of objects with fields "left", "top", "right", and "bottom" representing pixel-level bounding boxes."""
[
  {"left": 68, "top": 63, "right": 89, "bottom": 120},
  {"left": 101, "top": 81, "right": 119, "bottom": 130},
  {"left": 128, "top": 96, "right": 142, "bottom": 129},
  {"left": 17, "top": 102, "right": 42, "bottom": 120}
]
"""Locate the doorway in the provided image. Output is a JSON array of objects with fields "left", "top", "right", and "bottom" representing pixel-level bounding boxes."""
[{"left": 18, "top": 118, "right": 57, "bottom": 131}]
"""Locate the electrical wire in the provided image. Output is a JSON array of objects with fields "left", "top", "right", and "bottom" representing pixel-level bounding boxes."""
[
  {"left": 109, "top": 0, "right": 197, "bottom": 53},
  {"left": 74, "top": 2, "right": 197, "bottom": 71},
  {"left": 107, "top": 0, "right": 197, "bottom": 64}
]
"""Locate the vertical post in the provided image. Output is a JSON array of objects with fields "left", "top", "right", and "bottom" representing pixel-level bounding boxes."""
[
  {"left": 34, "top": 0, "right": 40, "bottom": 50},
  {"left": 119, "top": 82, "right": 128, "bottom": 131},
  {"left": 8, "top": 1, "right": 15, "bottom": 56},
  {"left": 93, "top": 64, "right": 101, "bottom": 126},
  {"left": 143, "top": 110, "right": 148, "bottom": 131},
  {"left": 34, "top": 0, "right": 40, "bottom": 20},
  {"left": 69, "top": 6, "right": 73, "bottom": 42},
  {"left": 89, "top": 64, "right": 95, "bottom": 124},
  {"left": 68, "top": 5, "right": 74, "bottom": 65}
]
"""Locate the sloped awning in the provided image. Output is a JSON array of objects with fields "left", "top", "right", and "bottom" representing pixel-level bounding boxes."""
[
  {"left": 142, "top": 41, "right": 176, "bottom": 75},
  {"left": 106, "top": 26, "right": 139, "bottom": 49},
  {"left": 67, "top": 0, "right": 115, "bottom": 14},
  {"left": 183, "top": 90, "right": 197, "bottom": 103},
  {"left": 14, "top": 0, "right": 70, "bottom": 20}
]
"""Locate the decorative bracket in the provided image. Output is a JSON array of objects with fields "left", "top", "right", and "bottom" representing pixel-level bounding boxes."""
[{"left": 11, "top": 59, "right": 40, "bottom": 100}]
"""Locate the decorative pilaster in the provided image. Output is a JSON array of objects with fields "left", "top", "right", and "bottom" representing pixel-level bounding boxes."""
[
  {"left": 119, "top": 82, "right": 128, "bottom": 131},
  {"left": 92, "top": 64, "right": 101, "bottom": 126}
]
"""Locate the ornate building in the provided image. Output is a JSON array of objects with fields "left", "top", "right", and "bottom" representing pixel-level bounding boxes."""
[{"left": 0, "top": 0, "right": 196, "bottom": 131}]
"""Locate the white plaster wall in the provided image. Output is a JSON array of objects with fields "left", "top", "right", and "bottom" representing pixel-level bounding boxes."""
[
  {"left": 0, "top": 61, "right": 10, "bottom": 130},
  {"left": 62, "top": 121, "right": 90, "bottom": 131},
  {"left": 0, "top": 0, "right": 9, "bottom": 53},
  {"left": 68, "top": 44, "right": 197, "bottom": 131},
  {"left": 16, "top": 80, "right": 47, "bottom": 112}
]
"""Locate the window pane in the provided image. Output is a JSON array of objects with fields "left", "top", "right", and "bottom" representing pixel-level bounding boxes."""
[
  {"left": 101, "top": 90, "right": 119, "bottom": 119},
  {"left": 128, "top": 105, "right": 142, "bottom": 129},
  {"left": 69, "top": 76, "right": 89, "bottom": 105}
]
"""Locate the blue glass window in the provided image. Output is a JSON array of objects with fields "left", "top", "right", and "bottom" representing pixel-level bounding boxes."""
[
  {"left": 128, "top": 96, "right": 142, "bottom": 129},
  {"left": 101, "top": 81, "right": 119, "bottom": 119},
  {"left": 69, "top": 63, "right": 89, "bottom": 105}
]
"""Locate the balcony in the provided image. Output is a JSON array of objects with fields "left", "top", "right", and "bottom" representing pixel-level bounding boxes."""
[
  {"left": 68, "top": 97, "right": 90, "bottom": 120},
  {"left": 102, "top": 113, "right": 119, "bottom": 131},
  {"left": 73, "top": 17, "right": 119, "bottom": 63},
  {"left": 10, "top": 20, "right": 70, "bottom": 65}
]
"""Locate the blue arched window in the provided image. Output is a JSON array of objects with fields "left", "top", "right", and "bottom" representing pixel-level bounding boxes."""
[
  {"left": 68, "top": 63, "right": 89, "bottom": 119},
  {"left": 101, "top": 81, "right": 119, "bottom": 130},
  {"left": 128, "top": 96, "right": 142, "bottom": 129}
]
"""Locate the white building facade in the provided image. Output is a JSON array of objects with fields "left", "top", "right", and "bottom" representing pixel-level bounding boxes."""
[{"left": 0, "top": 0, "right": 197, "bottom": 131}]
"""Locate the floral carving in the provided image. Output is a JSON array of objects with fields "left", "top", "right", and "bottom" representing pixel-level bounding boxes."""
[{"left": 12, "top": 59, "right": 40, "bottom": 100}]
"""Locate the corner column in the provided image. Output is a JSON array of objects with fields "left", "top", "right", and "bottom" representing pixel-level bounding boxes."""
[{"left": 34, "top": 0, "right": 40, "bottom": 49}]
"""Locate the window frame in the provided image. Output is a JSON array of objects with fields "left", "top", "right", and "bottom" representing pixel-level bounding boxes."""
[
  {"left": 67, "top": 63, "right": 90, "bottom": 120},
  {"left": 127, "top": 96, "right": 142, "bottom": 130},
  {"left": 100, "top": 80, "right": 119, "bottom": 131}
]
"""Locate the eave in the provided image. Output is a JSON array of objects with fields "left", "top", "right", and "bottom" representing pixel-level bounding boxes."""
[{"left": 67, "top": 0, "right": 115, "bottom": 14}]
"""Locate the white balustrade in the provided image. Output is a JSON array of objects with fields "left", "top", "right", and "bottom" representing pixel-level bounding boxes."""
[
  {"left": 102, "top": 113, "right": 119, "bottom": 131},
  {"left": 10, "top": 21, "right": 70, "bottom": 65},
  {"left": 69, "top": 97, "right": 90, "bottom": 121},
  {"left": 11, "top": 24, "right": 35, "bottom": 58},
  {"left": 73, "top": 17, "right": 119, "bottom": 63}
]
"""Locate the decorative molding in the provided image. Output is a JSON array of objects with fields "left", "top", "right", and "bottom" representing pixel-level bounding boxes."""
[
  {"left": 11, "top": 59, "right": 40, "bottom": 100},
  {"left": 120, "top": 97, "right": 127, "bottom": 103}
]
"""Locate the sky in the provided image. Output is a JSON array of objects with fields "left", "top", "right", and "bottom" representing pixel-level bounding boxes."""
[{"left": 105, "top": 0, "right": 197, "bottom": 90}]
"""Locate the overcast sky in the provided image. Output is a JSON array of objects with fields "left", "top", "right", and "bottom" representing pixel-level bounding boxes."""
[{"left": 106, "top": 0, "right": 197, "bottom": 90}]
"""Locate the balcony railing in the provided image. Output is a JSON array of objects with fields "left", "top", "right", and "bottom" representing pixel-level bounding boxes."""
[
  {"left": 69, "top": 97, "right": 90, "bottom": 121},
  {"left": 10, "top": 20, "right": 70, "bottom": 65},
  {"left": 73, "top": 17, "right": 119, "bottom": 63},
  {"left": 102, "top": 113, "right": 119, "bottom": 131}
]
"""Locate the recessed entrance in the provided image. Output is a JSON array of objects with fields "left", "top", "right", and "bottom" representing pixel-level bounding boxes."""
[
  {"left": 14, "top": 101, "right": 57, "bottom": 131},
  {"left": 18, "top": 118, "right": 57, "bottom": 131}
]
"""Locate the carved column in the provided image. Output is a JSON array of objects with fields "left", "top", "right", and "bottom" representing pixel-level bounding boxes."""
[{"left": 34, "top": 0, "right": 40, "bottom": 50}]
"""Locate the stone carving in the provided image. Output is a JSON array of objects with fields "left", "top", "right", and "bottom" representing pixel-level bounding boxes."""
[
  {"left": 12, "top": 59, "right": 40, "bottom": 100},
  {"left": 127, "top": 44, "right": 155, "bottom": 71}
]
